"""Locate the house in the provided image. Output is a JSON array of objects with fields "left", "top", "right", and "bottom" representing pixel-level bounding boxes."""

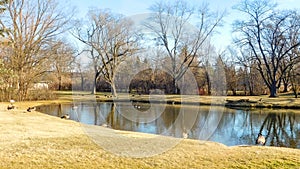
[{"left": 33, "top": 81, "right": 49, "bottom": 89}]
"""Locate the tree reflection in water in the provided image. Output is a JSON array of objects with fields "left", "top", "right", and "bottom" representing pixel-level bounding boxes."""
[{"left": 259, "top": 112, "right": 298, "bottom": 148}]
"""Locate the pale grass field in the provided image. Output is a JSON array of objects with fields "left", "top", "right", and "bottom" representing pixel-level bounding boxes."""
[{"left": 0, "top": 92, "right": 299, "bottom": 168}]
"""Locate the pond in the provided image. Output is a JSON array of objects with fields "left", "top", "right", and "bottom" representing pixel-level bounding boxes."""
[{"left": 37, "top": 102, "right": 300, "bottom": 149}]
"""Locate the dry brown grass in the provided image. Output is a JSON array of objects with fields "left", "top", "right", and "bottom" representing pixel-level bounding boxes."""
[
  {"left": 0, "top": 92, "right": 299, "bottom": 168},
  {"left": 59, "top": 91, "right": 300, "bottom": 109}
]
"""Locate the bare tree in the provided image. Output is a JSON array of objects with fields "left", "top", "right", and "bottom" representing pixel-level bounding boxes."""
[
  {"left": 0, "top": 0, "right": 73, "bottom": 100},
  {"left": 72, "top": 9, "right": 139, "bottom": 96},
  {"left": 233, "top": 0, "right": 300, "bottom": 97},
  {"left": 145, "top": 0, "right": 224, "bottom": 94},
  {"left": 50, "top": 40, "right": 76, "bottom": 90}
]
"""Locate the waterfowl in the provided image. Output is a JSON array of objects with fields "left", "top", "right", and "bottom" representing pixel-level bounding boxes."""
[
  {"left": 61, "top": 114, "right": 70, "bottom": 119},
  {"left": 10, "top": 100, "right": 15, "bottom": 104},
  {"left": 256, "top": 133, "right": 266, "bottom": 145},
  {"left": 105, "top": 95, "right": 112, "bottom": 98},
  {"left": 133, "top": 104, "right": 141, "bottom": 109},
  {"left": 101, "top": 123, "right": 111, "bottom": 128},
  {"left": 182, "top": 131, "right": 188, "bottom": 139},
  {"left": 7, "top": 99, "right": 16, "bottom": 110},
  {"left": 7, "top": 105, "right": 15, "bottom": 110},
  {"left": 27, "top": 107, "right": 35, "bottom": 112}
]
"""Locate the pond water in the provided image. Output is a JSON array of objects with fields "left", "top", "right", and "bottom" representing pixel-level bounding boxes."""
[{"left": 37, "top": 102, "right": 300, "bottom": 149}]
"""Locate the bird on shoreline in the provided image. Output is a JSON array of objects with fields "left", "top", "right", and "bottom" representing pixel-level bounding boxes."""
[
  {"left": 61, "top": 114, "right": 70, "bottom": 119},
  {"left": 10, "top": 100, "right": 15, "bottom": 104},
  {"left": 256, "top": 133, "right": 266, "bottom": 145},
  {"left": 7, "top": 105, "right": 15, "bottom": 110},
  {"left": 182, "top": 132, "right": 188, "bottom": 139},
  {"left": 101, "top": 123, "right": 111, "bottom": 128},
  {"left": 7, "top": 99, "right": 16, "bottom": 110},
  {"left": 27, "top": 107, "right": 35, "bottom": 112},
  {"left": 182, "top": 129, "right": 189, "bottom": 139}
]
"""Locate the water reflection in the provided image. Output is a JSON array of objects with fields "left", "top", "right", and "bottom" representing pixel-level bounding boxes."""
[
  {"left": 259, "top": 112, "right": 298, "bottom": 148},
  {"left": 37, "top": 103, "right": 300, "bottom": 149}
]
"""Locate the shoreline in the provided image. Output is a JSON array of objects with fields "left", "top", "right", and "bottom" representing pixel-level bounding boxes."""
[
  {"left": 94, "top": 98, "right": 300, "bottom": 109},
  {"left": 54, "top": 91, "right": 300, "bottom": 108},
  {"left": 80, "top": 93, "right": 300, "bottom": 109}
]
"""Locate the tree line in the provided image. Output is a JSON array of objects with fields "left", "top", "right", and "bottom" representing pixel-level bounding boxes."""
[{"left": 0, "top": 0, "right": 300, "bottom": 101}]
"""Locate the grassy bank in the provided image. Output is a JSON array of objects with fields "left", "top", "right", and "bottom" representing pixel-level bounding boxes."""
[
  {"left": 0, "top": 91, "right": 299, "bottom": 168},
  {"left": 57, "top": 91, "right": 300, "bottom": 109}
]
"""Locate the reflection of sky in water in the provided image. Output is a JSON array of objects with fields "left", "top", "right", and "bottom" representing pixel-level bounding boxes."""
[
  {"left": 136, "top": 124, "right": 156, "bottom": 134},
  {"left": 37, "top": 103, "right": 300, "bottom": 149}
]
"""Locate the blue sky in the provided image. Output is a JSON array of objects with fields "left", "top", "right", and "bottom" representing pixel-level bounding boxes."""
[{"left": 67, "top": 0, "right": 299, "bottom": 50}]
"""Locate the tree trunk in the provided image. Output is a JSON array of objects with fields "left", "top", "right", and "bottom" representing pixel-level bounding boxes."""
[
  {"left": 111, "top": 82, "right": 117, "bottom": 97},
  {"left": 80, "top": 74, "right": 84, "bottom": 91},
  {"left": 248, "top": 79, "right": 254, "bottom": 96},
  {"left": 172, "top": 78, "right": 180, "bottom": 94},
  {"left": 269, "top": 82, "right": 277, "bottom": 97},
  {"left": 207, "top": 80, "right": 211, "bottom": 95},
  {"left": 91, "top": 75, "right": 97, "bottom": 94},
  {"left": 205, "top": 70, "right": 211, "bottom": 95},
  {"left": 18, "top": 78, "right": 28, "bottom": 101},
  {"left": 282, "top": 83, "right": 289, "bottom": 93},
  {"left": 294, "top": 91, "right": 298, "bottom": 98},
  {"left": 58, "top": 75, "right": 62, "bottom": 90},
  {"left": 291, "top": 84, "right": 298, "bottom": 98},
  {"left": 232, "top": 89, "right": 237, "bottom": 96},
  {"left": 92, "top": 71, "right": 101, "bottom": 94}
]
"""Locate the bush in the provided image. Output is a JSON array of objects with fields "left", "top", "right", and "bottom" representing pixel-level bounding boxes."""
[{"left": 27, "top": 89, "right": 57, "bottom": 101}]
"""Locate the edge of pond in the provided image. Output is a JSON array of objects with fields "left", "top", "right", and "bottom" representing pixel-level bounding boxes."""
[{"left": 91, "top": 98, "right": 300, "bottom": 110}]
